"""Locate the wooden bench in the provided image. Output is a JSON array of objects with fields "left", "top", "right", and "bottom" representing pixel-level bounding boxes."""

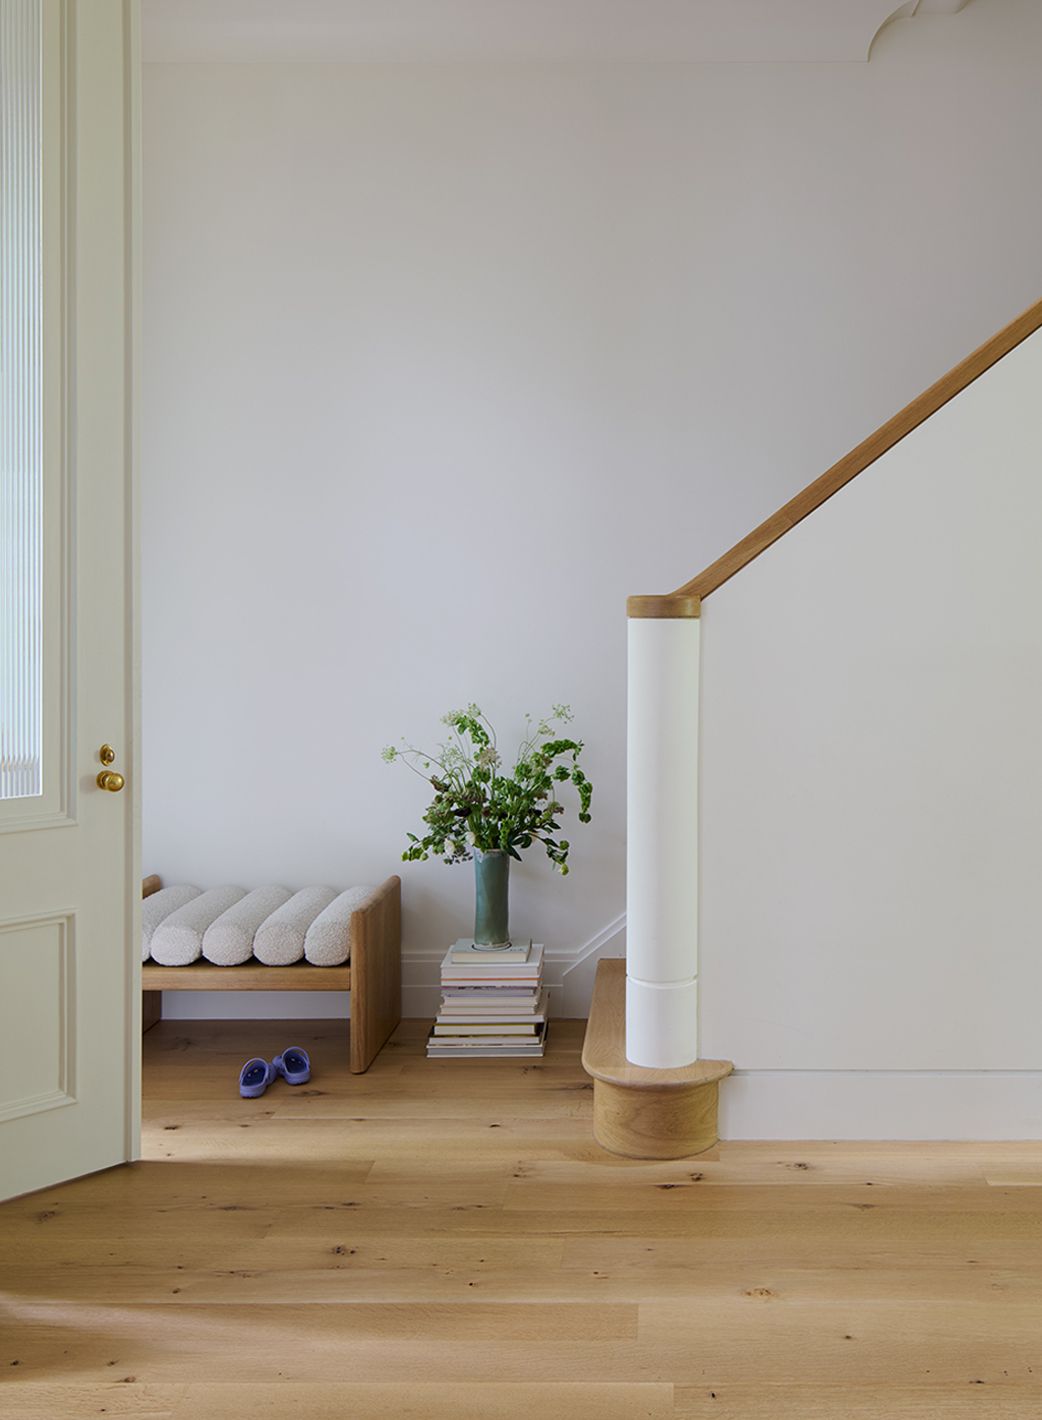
[{"left": 141, "top": 874, "right": 402, "bottom": 1074}]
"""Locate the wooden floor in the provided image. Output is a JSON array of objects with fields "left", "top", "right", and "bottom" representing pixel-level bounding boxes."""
[{"left": 2, "top": 1019, "right": 1042, "bottom": 1418}]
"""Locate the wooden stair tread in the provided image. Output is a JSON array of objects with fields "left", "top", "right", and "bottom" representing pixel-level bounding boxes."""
[
  {"left": 582, "top": 959, "right": 732, "bottom": 1089},
  {"left": 142, "top": 961, "right": 351, "bottom": 991}
]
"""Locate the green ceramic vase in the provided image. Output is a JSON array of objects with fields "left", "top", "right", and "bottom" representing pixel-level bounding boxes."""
[{"left": 473, "top": 849, "right": 511, "bottom": 947}]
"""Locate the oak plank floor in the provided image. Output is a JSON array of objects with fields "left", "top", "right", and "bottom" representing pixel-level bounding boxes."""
[{"left": 2, "top": 1018, "right": 1042, "bottom": 1418}]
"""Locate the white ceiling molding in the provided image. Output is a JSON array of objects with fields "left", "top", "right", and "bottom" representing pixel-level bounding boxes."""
[{"left": 142, "top": 0, "right": 975, "bottom": 66}]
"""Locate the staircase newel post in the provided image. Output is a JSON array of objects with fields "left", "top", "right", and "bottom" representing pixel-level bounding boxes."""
[{"left": 625, "top": 593, "right": 701, "bottom": 1068}]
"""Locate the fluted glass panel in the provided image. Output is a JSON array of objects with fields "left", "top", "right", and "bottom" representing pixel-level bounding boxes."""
[{"left": 0, "top": 0, "right": 42, "bottom": 799}]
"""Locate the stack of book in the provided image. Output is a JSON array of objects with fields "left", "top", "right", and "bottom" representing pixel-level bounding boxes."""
[{"left": 426, "top": 939, "right": 548, "bottom": 1059}]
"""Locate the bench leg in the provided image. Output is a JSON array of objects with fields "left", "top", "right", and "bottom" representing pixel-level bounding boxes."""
[
  {"left": 349, "top": 876, "right": 402, "bottom": 1073},
  {"left": 142, "top": 989, "right": 162, "bottom": 1034},
  {"left": 142, "top": 877, "right": 163, "bottom": 1034}
]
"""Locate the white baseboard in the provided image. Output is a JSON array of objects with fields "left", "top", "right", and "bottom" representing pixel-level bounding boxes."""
[
  {"left": 720, "top": 1069, "right": 1042, "bottom": 1140},
  {"left": 156, "top": 981, "right": 1042, "bottom": 1139},
  {"left": 160, "top": 917, "right": 628, "bottom": 1022},
  {"left": 401, "top": 956, "right": 568, "bottom": 1018},
  {"left": 400, "top": 915, "right": 627, "bottom": 1017},
  {"left": 161, "top": 991, "right": 349, "bottom": 1020},
  {"left": 559, "top": 915, "right": 626, "bottom": 1016}
]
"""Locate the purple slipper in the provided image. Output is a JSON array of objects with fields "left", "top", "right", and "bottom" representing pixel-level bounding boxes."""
[
  {"left": 273, "top": 1046, "right": 311, "bottom": 1086},
  {"left": 239, "top": 1057, "right": 276, "bottom": 1098}
]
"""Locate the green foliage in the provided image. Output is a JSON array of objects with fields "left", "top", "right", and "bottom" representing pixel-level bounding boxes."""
[{"left": 382, "top": 703, "right": 593, "bottom": 874}]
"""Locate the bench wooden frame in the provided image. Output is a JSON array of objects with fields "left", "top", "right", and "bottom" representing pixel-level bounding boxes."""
[{"left": 141, "top": 874, "right": 402, "bottom": 1074}]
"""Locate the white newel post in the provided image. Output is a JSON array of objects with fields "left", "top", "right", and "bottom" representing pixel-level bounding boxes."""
[{"left": 625, "top": 595, "right": 701, "bottom": 1068}]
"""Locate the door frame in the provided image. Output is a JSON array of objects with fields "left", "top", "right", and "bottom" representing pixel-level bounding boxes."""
[{"left": 120, "top": 0, "right": 143, "bottom": 1163}]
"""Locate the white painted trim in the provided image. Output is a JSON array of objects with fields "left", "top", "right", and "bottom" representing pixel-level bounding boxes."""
[
  {"left": 162, "top": 913, "right": 629, "bottom": 1020},
  {"left": 562, "top": 914, "right": 626, "bottom": 974},
  {"left": 123, "top": 0, "right": 143, "bottom": 1163},
  {"left": 163, "top": 991, "right": 350, "bottom": 1022},
  {"left": 559, "top": 913, "right": 625, "bottom": 1018},
  {"left": 404, "top": 934, "right": 614, "bottom": 1018},
  {"left": 397, "top": 919, "right": 630, "bottom": 1017},
  {"left": 720, "top": 1070, "right": 1042, "bottom": 1141}
]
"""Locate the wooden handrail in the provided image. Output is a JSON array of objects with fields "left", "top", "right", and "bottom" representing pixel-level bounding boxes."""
[{"left": 672, "top": 296, "right": 1042, "bottom": 601}]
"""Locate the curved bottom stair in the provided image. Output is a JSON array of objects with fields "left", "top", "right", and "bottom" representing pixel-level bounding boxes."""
[{"left": 581, "top": 959, "right": 732, "bottom": 1158}]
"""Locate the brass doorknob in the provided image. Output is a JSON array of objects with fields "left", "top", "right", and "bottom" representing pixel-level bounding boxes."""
[{"left": 97, "top": 770, "right": 125, "bottom": 792}]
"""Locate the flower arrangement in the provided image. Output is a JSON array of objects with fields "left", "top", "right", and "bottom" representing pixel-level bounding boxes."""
[{"left": 382, "top": 703, "right": 593, "bottom": 876}]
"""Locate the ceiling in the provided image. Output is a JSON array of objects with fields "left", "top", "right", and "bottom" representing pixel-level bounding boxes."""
[{"left": 141, "top": 0, "right": 973, "bottom": 65}]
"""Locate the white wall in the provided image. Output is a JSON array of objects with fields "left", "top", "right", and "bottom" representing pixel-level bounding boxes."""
[
  {"left": 142, "top": 0, "right": 1042, "bottom": 1019},
  {"left": 703, "top": 327, "right": 1042, "bottom": 1136}
]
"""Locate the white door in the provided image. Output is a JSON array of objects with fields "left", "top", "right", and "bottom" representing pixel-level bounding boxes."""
[{"left": 0, "top": 0, "right": 139, "bottom": 1200}]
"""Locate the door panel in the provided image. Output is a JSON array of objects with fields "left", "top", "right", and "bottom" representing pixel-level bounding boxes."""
[
  {"left": 0, "top": 913, "right": 73, "bottom": 1124},
  {"left": 0, "top": 0, "right": 139, "bottom": 1201}
]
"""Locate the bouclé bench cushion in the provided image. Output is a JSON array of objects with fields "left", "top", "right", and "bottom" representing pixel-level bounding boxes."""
[
  {"left": 149, "top": 886, "right": 247, "bottom": 966},
  {"left": 304, "top": 886, "right": 374, "bottom": 966},
  {"left": 142, "top": 884, "right": 201, "bottom": 961},
  {"left": 252, "top": 886, "right": 339, "bottom": 965},
  {"left": 202, "top": 886, "right": 294, "bottom": 966},
  {"left": 142, "top": 884, "right": 370, "bottom": 968}
]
